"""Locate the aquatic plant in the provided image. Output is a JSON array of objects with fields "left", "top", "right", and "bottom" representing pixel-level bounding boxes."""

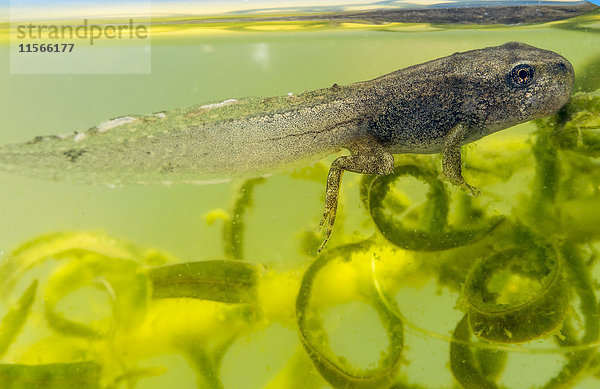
[
  {"left": 0, "top": 86, "right": 598, "bottom": 388},
  {"left": 2, "top": 6, "right": 600, "bottom": 381}
]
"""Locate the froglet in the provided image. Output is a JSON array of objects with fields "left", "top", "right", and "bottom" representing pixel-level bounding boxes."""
[{"left": 0, "top": 42, "right": 574, "bottom": 250}]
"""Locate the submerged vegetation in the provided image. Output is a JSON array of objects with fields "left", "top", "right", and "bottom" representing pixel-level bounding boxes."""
[
  {"left": 1, "top": 6, "right": 600, "bottom": 389},
  {"left": 0, "top": 85, "right": 599, "bottom": 388}
]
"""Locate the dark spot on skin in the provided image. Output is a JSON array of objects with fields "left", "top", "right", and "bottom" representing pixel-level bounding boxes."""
[
  {"left": 331, "top": 83, "right": 341, "bottom": 91},
  {"left": 63, "top": 149, "right": 87, "bottom": 162},
  {"left": 159, "top": 162, "right": 175, "bottom": 173},
  {"left": 27, "top": 135, "right": 63, "bottom": 144}
]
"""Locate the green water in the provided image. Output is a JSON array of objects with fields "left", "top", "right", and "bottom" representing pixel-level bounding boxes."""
[{"left": 1, "top": 9, "right": 600, "bottom": 389}]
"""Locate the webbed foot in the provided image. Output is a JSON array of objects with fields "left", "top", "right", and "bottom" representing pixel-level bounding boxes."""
[
  {"left": 318, "top": 167, "right": 342, "bottom": 253},
  {"left": 438, "top": 172, "right": 481, "bottom": 197},
  {"left": 318, "top": 203, "right": 337, "bottom": 253}
]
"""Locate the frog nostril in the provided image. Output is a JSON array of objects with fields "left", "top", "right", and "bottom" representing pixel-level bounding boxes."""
[{"left": 556, "top": 61, "right": 570, "bottom": 74}]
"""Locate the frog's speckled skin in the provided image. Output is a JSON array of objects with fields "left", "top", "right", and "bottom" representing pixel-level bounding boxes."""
[{"left": 0, "top": 42, "right": 574, "bottom": 250}]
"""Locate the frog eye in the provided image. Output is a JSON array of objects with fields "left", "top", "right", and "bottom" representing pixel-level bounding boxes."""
[{"left": 508, "top": 64, "right": 535, "bottom": 87}]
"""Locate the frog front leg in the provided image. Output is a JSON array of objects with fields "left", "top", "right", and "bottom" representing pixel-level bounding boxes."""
[
  {"left": 439, "top": 124, "right": 481, "bottom": 196},
  {"left": 319, "top": 136, "right": 394, "bottom": 252}
]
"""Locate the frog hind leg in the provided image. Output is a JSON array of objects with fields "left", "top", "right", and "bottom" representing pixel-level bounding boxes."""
[{"left": 318, "top": 136, "right": 394, "bottom": 252}]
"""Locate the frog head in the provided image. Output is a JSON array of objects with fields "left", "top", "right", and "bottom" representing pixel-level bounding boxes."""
[{"left": 462, "top": 41, "right": 574, "bottom": 139}]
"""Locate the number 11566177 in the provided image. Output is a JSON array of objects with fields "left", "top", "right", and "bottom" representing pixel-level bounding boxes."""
[{"left": 18, "top": 43, "right": 74, "bottom": 53}]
